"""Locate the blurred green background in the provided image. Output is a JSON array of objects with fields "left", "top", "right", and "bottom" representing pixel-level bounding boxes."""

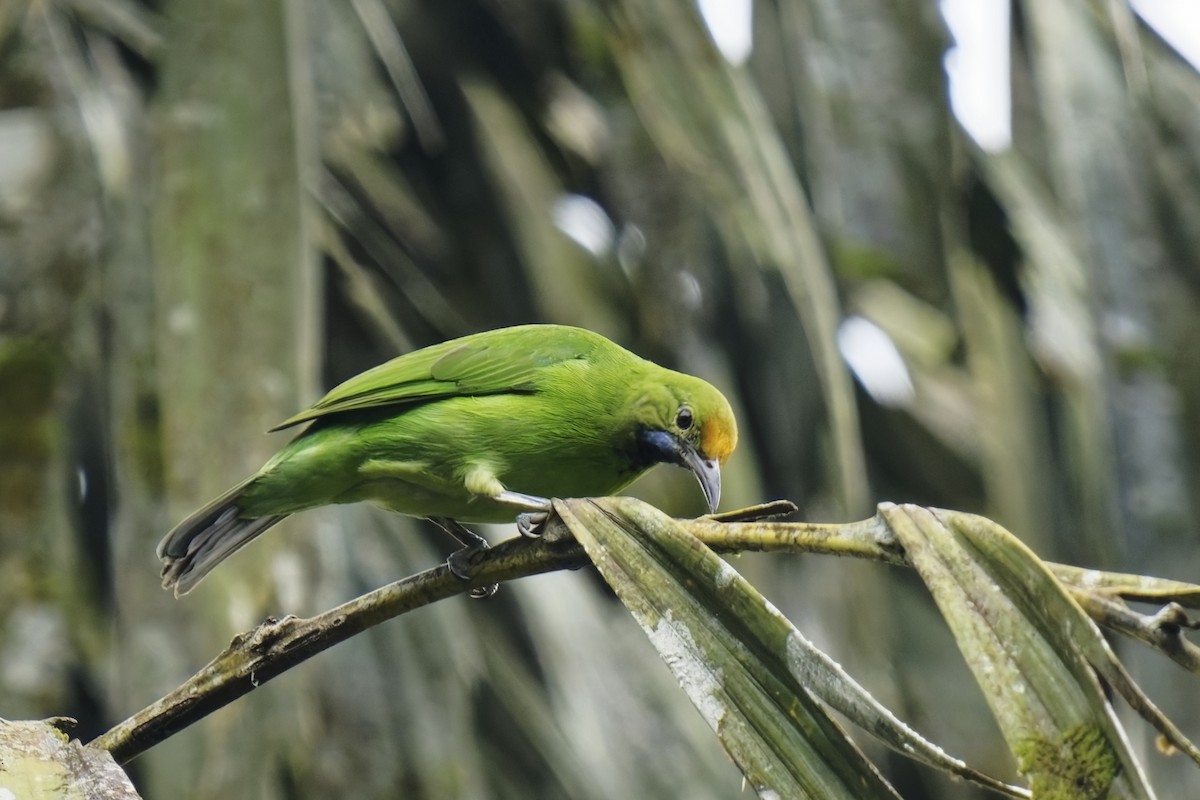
[{"left": 3, "top": 0, "right": 1200, "bottom": 797}]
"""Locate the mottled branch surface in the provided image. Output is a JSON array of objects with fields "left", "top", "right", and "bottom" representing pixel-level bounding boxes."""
[
  {"left": 92, "top": 526, "right": 581, "bottom": 765},
  {"left": 1, "top": 718, "right": 140, "bottom": 799},
  {"left": 94, "top": 503, "right": 791, "bottom": 763}
]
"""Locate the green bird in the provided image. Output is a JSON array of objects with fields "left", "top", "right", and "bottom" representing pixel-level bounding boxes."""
[{"left": 158, "top": 324, "right": 738, "bottom": 596}]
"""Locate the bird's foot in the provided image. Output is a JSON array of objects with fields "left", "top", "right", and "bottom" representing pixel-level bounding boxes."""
[
  {"left": 516, "top": 511, "right": 548, "bottom": 538},
  {"left": 446, "top": 545, "right": 498, "bottom": 599},
  {"left": 430, "top": 517, "right": 497, "bottom": 599},
  {"left": 494, "top": 491, "right": 551, "bottom": 538}
]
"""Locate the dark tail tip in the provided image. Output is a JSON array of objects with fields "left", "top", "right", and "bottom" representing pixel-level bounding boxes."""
[{"left": 157, "top": 484, "right": 287, "bottom": 597}]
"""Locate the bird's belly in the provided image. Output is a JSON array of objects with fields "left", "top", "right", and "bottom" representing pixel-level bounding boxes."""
[{"left": 359, "top": 452, "right": 642, "bottom": 523}]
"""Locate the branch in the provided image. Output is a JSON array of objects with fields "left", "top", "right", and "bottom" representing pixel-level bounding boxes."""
[
  {"left": 1070, "top": 591, "right": 1200, "bottom": 674},
  {"left": 91, "top": 519, "right": 584, "bottom": 764},
  {"left": 90, "top": 501, "right": 791, "bottom": 762},
  {"left": 91, "top": 499, "right": 1200, "bottom": 764}
]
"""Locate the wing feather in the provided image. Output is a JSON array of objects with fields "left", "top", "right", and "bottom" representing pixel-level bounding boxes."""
[{"left": 270, "top": 325, "right": 602, "bottom": 431}]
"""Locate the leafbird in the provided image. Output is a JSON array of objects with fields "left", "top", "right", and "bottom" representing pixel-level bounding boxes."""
[{"left": 158, "top": 324, "right": 738, "bottom": 596}]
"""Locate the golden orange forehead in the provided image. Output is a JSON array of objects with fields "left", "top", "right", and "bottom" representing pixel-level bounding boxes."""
[{"left": 701, "top": 417, "right": 737, "bottom": 464}]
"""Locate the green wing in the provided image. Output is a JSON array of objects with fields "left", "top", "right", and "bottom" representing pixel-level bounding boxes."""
[{"left": 269, "top": 325, "right": 603, "bottom": 431}]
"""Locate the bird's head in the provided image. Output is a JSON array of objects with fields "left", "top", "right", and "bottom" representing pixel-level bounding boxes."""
[{"left": 630, "top": 372, "right": 738, "bottom": 513}]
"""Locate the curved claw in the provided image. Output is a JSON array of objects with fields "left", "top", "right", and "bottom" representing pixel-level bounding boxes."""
[
  {"left": 469, "top": 583, "right": 498, "bottom": 599},
  {"left": 446, "top": 545, "right": 498, "bottom": 599},
  {"left": 516, "top": 511, "right": 548, "bottom": 538},
  {"left": 431, "top": 517, "right": 498, "bottom": 599}
]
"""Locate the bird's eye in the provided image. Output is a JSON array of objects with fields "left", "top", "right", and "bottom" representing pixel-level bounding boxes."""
[{"left": 675, "top": 407, "right": 694, "bottom": 430}]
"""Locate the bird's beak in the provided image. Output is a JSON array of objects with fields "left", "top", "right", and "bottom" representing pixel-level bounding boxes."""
[{"left": 637, "top": 430, "right": 722, "bottom": 513}]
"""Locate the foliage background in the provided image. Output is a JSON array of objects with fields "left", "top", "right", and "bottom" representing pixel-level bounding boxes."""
[{"left": 3, "top": 0, "right": 1200, "bottom": 797}]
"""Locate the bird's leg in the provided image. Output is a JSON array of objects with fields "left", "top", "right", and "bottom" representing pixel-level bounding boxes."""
[
  {"left": 428, "top": 517, "right": 497, "bottom": 599},
  {"left": 494, "top": 491, "right": 551, "bottom": 538},
  {"left": 494, "top": 490, "right": 551, "bottom": 512},
  {"left": 464, "top": 466, "right": 550, "bottom": 538}
]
